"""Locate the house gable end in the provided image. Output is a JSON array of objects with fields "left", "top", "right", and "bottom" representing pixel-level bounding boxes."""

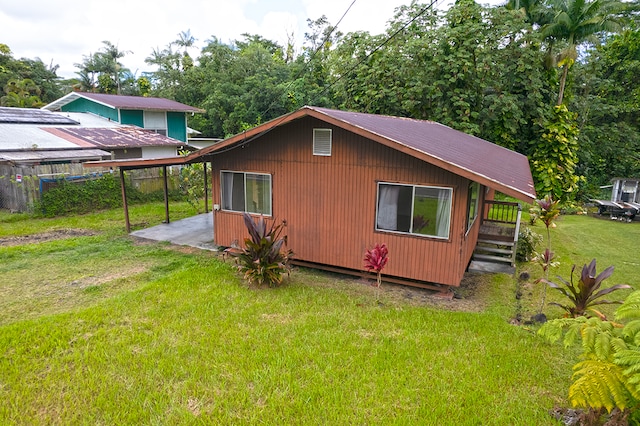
[{"left": 61, "top": 98, "right": 118, "bottom": 122}]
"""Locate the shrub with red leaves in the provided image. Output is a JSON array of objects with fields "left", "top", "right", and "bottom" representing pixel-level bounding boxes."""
[{"left": 364, "top": 244, "right": 389, "bottom": 290}]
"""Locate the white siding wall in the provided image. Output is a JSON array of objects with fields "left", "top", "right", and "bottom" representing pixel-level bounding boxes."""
[{"left": 141, "top": 146, "right": 179, "bottom": 159}]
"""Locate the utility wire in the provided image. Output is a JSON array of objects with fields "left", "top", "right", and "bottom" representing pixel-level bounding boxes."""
[
  {"left": 312, "top": 0, "right": 441, "bottom": 104},
  {"left": 260, "top": 0, "right": 358, "bottom": 119},
  {"left": 204, "top": 0, "right": 441, "bottom": 158}
]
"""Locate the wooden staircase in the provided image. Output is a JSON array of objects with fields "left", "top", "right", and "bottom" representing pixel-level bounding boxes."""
[{"left": 468, "top": 200, "right": 521, "bottom": 275}]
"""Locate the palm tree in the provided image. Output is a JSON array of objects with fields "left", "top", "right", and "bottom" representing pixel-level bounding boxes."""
[
  {"left": 99, "top": 41, "right": 131, "bottom": 94},
  {"left": 542, "top": 0, "right": 624, "bottom": 105},
  {"left": 506, "top": 0, "right": 552, "bottom": 27}
]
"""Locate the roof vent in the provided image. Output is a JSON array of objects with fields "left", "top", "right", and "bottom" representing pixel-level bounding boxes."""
[{"left": 313, "top": 128, "right": 332, "bottom": 156}]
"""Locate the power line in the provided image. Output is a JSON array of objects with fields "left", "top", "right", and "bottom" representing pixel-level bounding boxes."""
[
  {"left": 208, "top": 0, "right": 442, "bottom": 158},
  {"left": 261, "top": 0, "right": 358, "bottom": 118},
  {"left": 312, "top": 0, "right": 442, "bottom": 104}
]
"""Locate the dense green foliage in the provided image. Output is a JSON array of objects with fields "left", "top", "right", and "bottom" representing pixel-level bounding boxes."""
[
  {"left": 539, "top": 291, "right": 640, "bottom": 423},
  {"left": 530, "top": 105, "right": 581, "bottom": 202},
  {"left": 34, "top": 173, "right": 171, "bottom": 217},
  {"left": 2, "top": 0, "right": 639, "bottom": 201},
  {"left": 0, "top": 43, "right": 62, "bottom": 105}
]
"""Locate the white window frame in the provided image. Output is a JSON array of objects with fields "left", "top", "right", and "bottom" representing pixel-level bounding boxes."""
[
  {"left": 220, "top": 171, "right": 272, "bottom": 216},
  {"left": 375, "top": 182, "right": 452, "bottom": 240},
  {"left": 313, "top": 128, "right": 332, "bottom": 156},
  {"left": 466, "top": 181, "right": 480, "bottom": 234},
  {"left": 143, "top": 111, "right": 168, "bottom": 136}
]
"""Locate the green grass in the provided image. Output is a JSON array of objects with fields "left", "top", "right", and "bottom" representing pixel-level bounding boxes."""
[
  {"left": 2, "top": 205, "right": 636, "bottom": 424},
  {"left": 517, "top": 213, "right": 638, "bottom": 319}
]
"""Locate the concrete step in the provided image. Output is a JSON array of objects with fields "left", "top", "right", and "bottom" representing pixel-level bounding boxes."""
[{"left": 468, "top": 260, "right": 516, "bottom": 275}]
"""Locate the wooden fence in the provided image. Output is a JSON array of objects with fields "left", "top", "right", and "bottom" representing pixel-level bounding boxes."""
[{"left": 0, "top": 165, "right": 181, "bottom": 212}]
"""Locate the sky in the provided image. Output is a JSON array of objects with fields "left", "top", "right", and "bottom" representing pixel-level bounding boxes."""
[{"left": 0, "top": 0, "right": 430, "bottom": 79}]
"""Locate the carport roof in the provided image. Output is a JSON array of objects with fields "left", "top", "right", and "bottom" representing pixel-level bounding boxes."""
[{"left": 0, "top": 149, "right": 110, "bottom": 164}]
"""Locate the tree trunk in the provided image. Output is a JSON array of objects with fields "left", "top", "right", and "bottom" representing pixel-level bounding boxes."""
[{"left": 557, "top": 63, "right": 570, "bottom": 105}]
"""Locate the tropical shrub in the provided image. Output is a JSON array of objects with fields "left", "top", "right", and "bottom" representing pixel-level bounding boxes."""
[
  {"left": 177, "top": 150, "right": 210, "bottom": 212},
  {"left": 539, "top": 291, "right": 640, "bottom": 424},
  {"left": 533, "top": 194, "right": 561, "bottom": 315},
  {"left": 231, "top": 213, "right": 292, "bottom": 287},
  {"left": 364, "top": 243, "right": 389, "bottom": 287},
  {"left": 516, "top": 227, "right": 542, "bottom": 262},
  {"left": 364, "top": 243, "right": 389, "bottom": 301},
  {"left": 542, "top": 259, "right": 632, "bottom": 317}
]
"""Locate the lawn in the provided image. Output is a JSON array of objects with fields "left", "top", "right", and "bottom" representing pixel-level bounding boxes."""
[{"left": 0, "top": 203, "right": 636, "bottom": 424}]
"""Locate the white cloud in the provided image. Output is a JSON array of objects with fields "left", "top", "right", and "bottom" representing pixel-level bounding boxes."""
[{"left": 0, "top": 0, "right": 419, "bottom": 79}]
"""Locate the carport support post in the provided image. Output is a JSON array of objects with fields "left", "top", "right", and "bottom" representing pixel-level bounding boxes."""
[
  {"left": 203, "top": 162, "right": 209, "bottom": 213},
  {"left": 163, "top": 165, "right": 170, "bottom": 224},
  {"left": 119, "top": 168, "right": 131, "bottom": 233}
]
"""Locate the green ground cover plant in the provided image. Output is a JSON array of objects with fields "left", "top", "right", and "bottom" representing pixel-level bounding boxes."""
[{"left": 0, "top": 204, "right": 636, "bottom": 424}]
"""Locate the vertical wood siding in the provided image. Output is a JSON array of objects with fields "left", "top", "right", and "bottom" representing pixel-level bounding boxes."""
[{"left": 211, "top": 116, "right": 483, "bottom": 287}]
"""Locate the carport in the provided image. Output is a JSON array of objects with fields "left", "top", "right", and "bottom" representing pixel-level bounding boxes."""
[{"left": 84, "top": 156, "right": 212, "bottom": 234}]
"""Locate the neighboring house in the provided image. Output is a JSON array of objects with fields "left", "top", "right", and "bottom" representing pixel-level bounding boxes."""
[
  {"left": 591, "top": 178, "right": 640, "bottom": 221},
  {"left": 91, "top": 106, "right": 535, "bottom": 288},
  {"left": 187, "top": 127, "right": 222, "bottom": 150},
  {"left": 0, "top": 106, "right": 188, "bottom": 211},
  {"left": 42, "top": 92, "right": 204, "bottom": 143}
]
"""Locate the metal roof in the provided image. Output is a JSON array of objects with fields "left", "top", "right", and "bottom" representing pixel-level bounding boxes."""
[
  {"left": 196, "top": 106, "right": 536, "bottom": 203},
  {"left": 42, "top": 92, "right": 205, "bottom": 113},
  {"left": 0, "top": 107, "right": 79, "bottom": 125},
  {"left": 48, "top": 127, "right": 186, "bottom": 149},
  {"left": 0, "top": 123, "right": 86, "bottom": 150},
  {"left": 0, "top": 149, "right": 111, "bottom": 164},
  {"left": 85, "top": 106, "right": 536, "bottom": 203},
  {"left": 52, "top": 112, "right": 123, "bottom": 128},
  {"left": 307, "top": 107, "right": 536, "bottom": 202}
]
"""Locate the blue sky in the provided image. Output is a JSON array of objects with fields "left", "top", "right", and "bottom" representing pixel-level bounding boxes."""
[{"left": 0, "top": 0, "right": 419, "bottom": 79}]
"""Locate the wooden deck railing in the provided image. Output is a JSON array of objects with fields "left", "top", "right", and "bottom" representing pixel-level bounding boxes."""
[{"left": 483, "top": 200, "right": 522, "bottom": 225}]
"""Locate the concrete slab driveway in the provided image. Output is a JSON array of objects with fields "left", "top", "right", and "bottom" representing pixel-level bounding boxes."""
[{"left": 130, "top": 212, "right": 216, "bottom": 251}]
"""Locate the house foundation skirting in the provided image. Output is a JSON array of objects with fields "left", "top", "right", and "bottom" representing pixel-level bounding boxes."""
[{"left": 289, "top": 259, "right": 452, "bottom": 294}]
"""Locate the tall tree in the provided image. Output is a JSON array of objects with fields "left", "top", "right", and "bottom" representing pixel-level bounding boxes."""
[
  {"left": 542, "top": 0, "right": 624, "bottom": 104},
  {"left": 571, "top": 29, "right": 640, "bottom": 195},
  {"left": 0, "top": 44, "right": 61, "bottom": 104},
  {"left": 98, "top": 41, "right": 131, "bottom": 94},
  {"left": 74, "top": 41, "right": 132, "bottom": 94}
]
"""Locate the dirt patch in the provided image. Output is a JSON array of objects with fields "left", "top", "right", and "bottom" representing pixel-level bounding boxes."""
[
  {"left": 69, "top": 265, "right": 149, "bottom": 289},
  {"left": 292, "top": 266, "right": 490, "bottom": 312},
  {"left": 0, "top": 229, "right": 98, "bottom": 247},
  {"left": 376, "top": 273, "right": 489, "bottom": 312}
]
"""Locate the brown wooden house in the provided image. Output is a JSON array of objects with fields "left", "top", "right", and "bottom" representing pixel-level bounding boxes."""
[
  {"left": 87, "top": 106, "right": 535, "bottom": 289},
  {"left": 198, "top": 106, "right": 535, "bottom": 288}
]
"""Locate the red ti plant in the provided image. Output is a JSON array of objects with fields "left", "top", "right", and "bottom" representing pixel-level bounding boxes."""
[
  {"left": 534, "top": 194, "right": 561, "bottom": 314},
  {"left": 364, "top": 243, "right": 389, "bottom": 293},
  {"left": 542, "top": 259, "right": 631, "bottom": 317},
  {"left": 534, "top": 248, "right": 559, "bottom": 313},
  {"left": 536, "top": 194, "right": 560, "bottom": 245}
]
